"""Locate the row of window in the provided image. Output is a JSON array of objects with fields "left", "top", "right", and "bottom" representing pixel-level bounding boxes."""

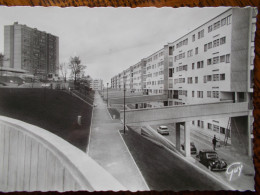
[
  {"left": 146, "top": 71, "right": 164, "bottom": 78},
  {"left": 208, "top": 15, "right": 231, "bottom": 33},
  {"left": 176, "top": 38, "right": 189, "bottom": 49},
  {"left": 147, "top": 51, "right": 164, "bottom": 62},
  {"left": 191, "top": 90, "right": 219, "bottom": 98},
  {"left": 146, "top": 80, "right": 164, "bottom": 85},
  {"left": 174, "top": 52, "right": 185, "bottom": 61},
  {"left": 204, "top": 37, "right": 226, "bottom": 52},
  {"left": 174, "top": 78, "right": 186, "bottom": 84},
  {"left": 207, "top": 54, "right": 230, "bottom": 65},
  {"left": 146, "top": 61, "right": 165, "bottom": 70},
  {"left": 203, "top": 74, "right": 225, "bottom": 83}
]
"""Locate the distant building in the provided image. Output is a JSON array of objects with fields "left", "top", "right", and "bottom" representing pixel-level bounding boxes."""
[
  {"left": 90, "top": 79, "right": 103, "bottom": 91},
  {"left": 3, "top": 22, "right": 59, "bottom": 78}
]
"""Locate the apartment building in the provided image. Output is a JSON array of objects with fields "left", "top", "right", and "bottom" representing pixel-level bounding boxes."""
[
  {"left": 110, "top": 8, "right": 256, "bottom": 152},
  {"left": 90, "top": 79, "right": 103, "bottom": 91},
  {"left": 3, "top": 22, "right": 59, "bottom": 78}
]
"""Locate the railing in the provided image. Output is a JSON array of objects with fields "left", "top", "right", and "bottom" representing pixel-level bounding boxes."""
[
  {"left": 0, "top": 116, "right": 126, "bottom": 192},
  {"left": 121, "top": 101, "right": 249, "bottom": 125}
]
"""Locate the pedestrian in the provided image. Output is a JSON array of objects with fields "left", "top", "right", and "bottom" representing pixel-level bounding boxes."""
[{"left": 212, "top": 135, "right": 217, "bottom": 151}]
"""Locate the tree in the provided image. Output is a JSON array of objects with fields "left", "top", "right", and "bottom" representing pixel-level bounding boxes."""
[
  {"left": 59, "top": 62, "right": 68, "bottom": 82},
  {"left": 69, "top": 56, "right": 86, "bottom": 85},
  {"left": 0, "top": 53, "right": 4, "bottom": 68}
]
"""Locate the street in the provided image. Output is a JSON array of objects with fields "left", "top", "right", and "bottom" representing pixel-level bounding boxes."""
[
  {"left": 150, "top": 123, "right": 255, "bottom": 190},
  {"left": 122, "top": 127, "right": 230, "bottom": 191}
]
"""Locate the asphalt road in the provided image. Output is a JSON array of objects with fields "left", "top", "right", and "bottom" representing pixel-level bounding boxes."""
[
  {"left": 150, "top": 123, "right": 255, "bottom": 190},
  {"left": 122, "top": 128, "right": 229, "bottom": 191}
]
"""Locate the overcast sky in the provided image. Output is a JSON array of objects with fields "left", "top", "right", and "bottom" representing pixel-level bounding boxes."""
[{"left": 0, "top": 6, "right": 229, "bottom": 84}]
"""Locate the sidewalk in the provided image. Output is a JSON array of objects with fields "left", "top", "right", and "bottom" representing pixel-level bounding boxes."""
[{"left": 87, "top": 92, "right": 149, "bottom": 191}]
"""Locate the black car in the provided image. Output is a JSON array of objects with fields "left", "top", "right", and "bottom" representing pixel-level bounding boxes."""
[
  {"left": 181, "top": 142, "right": 197, "bottom": 154},
  {"left": 197, "top": 150, "right": 227, "bottom": 171}
]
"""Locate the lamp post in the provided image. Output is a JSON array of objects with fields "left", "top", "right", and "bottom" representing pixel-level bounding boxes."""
[
  {"left": 123, "top": 75, "right": 127, "bottom": 134},
  {"left": 107, "top": 82, "right": 109, "bottom": 107}
]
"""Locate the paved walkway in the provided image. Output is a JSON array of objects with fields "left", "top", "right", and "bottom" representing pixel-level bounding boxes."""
[{"left": 87, "top": 92, "right": 149, "bottom": 191}]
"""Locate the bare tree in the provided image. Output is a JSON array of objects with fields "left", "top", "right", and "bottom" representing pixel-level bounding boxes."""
[
  {"left": 0, "top": 53, "right": 4, "bottom": 68},
  {"left": 0, "top": 53, "right": 9, "bottom": 76},
  {"left": 59, "top": 62, "right": 68, "bottom": 82},
  {"left": 69, "top": 56, "right": 86, "bottom": 85}
]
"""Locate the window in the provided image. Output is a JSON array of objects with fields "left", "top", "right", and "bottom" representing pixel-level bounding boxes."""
[
  {"left": 220, "top": 55, "right": 225, "bottom": 62},
  {"left": 183, "top": 65, "right": 188, "bottom": 71},
  {"left": 207, "top": 58, "right": 212, "bottom": 65},
  {"left": 187, "top": 49, "right": 193, "bottom": 57},
  {"left": 192, "top": 91, "right": 195, "bottom": 97},
  {"left": 227, "top": 15, "right": 231, "bottom": 25},
  {"left": 192, "top": 63, "right": 195, "bottom": 69},
  {"left": 213, "top": 74, "right": 219, "bottom": 81},
  {"left": 169, "top": 68, "right": 173, "bottom": 77},
  {"left": 188, "top": 77, "right": 193, "bottom": 84},
  {"left": 207, "top": 91, "right": 211, "bottom": 97},
  {"left": 221, "top": 18, "right": 226, "bottom": 26},
  {"left": 197, "top": 91, "right": 203, "bottom": 98},
  {"left": 207, "top": 75, "right": 212, "bottom": 81},
  {"left": 195, "top": 47, "right": 198, "bottom": 55},
  {"left": 212, "top": 91, "right": 219, "bottom": 98},
  {"left": 204, "top": 44, "right": 207, "bottom": 52},
  {"left": 208, "top": 123, "right": 212, "bottom": 130},
  {"left": 220, "top": 37, "right": 226, "bottom": 45},
  {"left": 198, "top": 120, "right": 200, "bottom": 127},
  {"left": 195, "top": 77, "right": 198, "bottom": 83},
  {"left": 198, "top": 29, "right": 204, "bottom": 39},
  {"left": 220, "top": 74, "right": 225, "bottom": 80},
  {"left": 197, "top": 61, "right": 203, "bottom": 69},
  {"left": 208, "top": 25, "right": 213, "bottom": 33},
  {"left": 213, "top": 56, "right": 219, "bottom": 64},
  {"left": 192, "top": 34, "right": 195, "bottom": 42},
  {"left": 169, "top": 46, "right": 173, "bottom": 55},
  {"left": 220, "top": 127, "right": 225, "bottom": 134},
  {"left": 208, "top": 42, "right": 212, "bottom": 49},
  {"left": 226, "top": 54, "right": 230, "bottom": 63},
  {"left": 213, "top": 39, "right": 220, "bottom": 47},
  {"left": 213, "top": 21, "right": 220, "bottom": 30}
]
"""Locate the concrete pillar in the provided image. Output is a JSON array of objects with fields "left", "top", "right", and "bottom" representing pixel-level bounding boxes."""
[
  {"left": 247, "top": 115, "right": 252, "bottom": 156},
  {"left": 175, "top": 123, "right": 181, "bottom": 152},
  {"left": 234, "top": 92, "right": 238, "bottom": 103},
  {"left": 184, "top": 121, "right": 191, "bottom": 157}
]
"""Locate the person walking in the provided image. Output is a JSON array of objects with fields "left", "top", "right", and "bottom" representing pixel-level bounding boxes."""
[{"left": 212, "top": 135, "right": 217, "bottom": 151}]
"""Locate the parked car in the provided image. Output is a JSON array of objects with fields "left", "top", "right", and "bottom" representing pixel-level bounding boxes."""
[
  {"left": 157, "top": 125, "right": 169, "bottom": 135},
  {"left": 181, "top": 142, "right": 197, "bottom": 154},
  {"left": 196, "top": 150, "right": 227, "bottom": 171}
]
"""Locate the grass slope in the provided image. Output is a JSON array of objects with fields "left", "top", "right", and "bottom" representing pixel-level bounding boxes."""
[{"left": 0, "top": 88, "right": 93, "bottom": 151}]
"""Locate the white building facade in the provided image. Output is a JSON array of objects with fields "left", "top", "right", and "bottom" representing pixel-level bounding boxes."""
[{"left": 110, "top": 8, "right": 256, "bottom": 154}]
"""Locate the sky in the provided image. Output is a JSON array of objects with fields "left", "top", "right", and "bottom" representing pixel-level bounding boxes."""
[{"left": 0, "top": 6, "right": 229, "bottom": 85}]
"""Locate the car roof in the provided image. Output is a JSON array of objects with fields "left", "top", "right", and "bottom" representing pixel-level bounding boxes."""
[
  {"left": 200, "top": 149, "right": 217, "bottom": 153},
  {"left": 159, "top": 125, "right": 168, "bottom": 128}
]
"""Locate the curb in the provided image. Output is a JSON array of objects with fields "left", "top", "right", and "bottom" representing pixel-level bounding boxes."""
[{"left": 118, "top": 130, "right": 150, "bottom": 191}]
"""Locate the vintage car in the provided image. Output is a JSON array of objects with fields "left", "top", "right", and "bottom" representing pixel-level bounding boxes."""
[
  {"left": 157, "top": 125, "right": 169, "bottom": 135},
  {"left": 197, "top": 150, "right": 227, "bottom": 171},
  {"left": 181, "top": 142, "right": 197, "bottom": 155}
]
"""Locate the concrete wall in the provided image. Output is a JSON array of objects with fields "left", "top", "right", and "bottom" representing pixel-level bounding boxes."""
[
  {"left": 0, "top": 116, "right": 125, "bottom": 192},
  {"left": 122, "top": 101, "right": 248, "bottom": 125},
  {"left": 230, "top": 8, "right": 250, "bottom": 92},
  {"left": 109, "top": 94, "right": 168, "bottom": 104},
  {"left": 231, "top": 116, "right": 249, "bottom": 155}
]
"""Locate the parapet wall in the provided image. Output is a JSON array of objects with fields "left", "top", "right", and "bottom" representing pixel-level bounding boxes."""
[{"left": 0, "top": 116, "right": 125, "bottom": 192}]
